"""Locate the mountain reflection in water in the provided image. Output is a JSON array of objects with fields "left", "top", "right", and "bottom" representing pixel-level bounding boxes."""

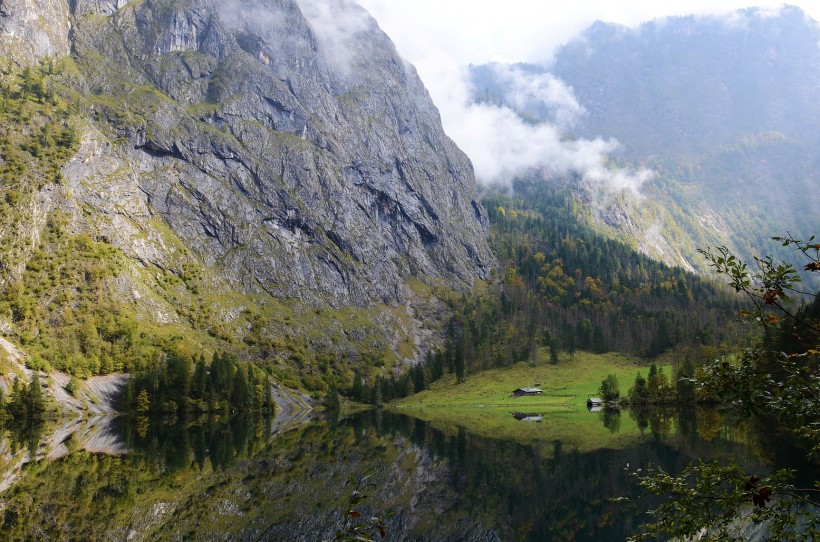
[{"left": 0, "top": 406, "right": 815, "bottom": 541}]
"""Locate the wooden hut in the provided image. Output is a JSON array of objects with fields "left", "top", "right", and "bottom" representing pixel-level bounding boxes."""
[{"left": 511, "top": 387, "right": 543, "bottom": 397}]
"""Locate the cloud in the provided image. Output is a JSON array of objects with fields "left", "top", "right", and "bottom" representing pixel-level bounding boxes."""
[
  {"left": 357, "top": 0, "right": 820, "bottom": 67},
  {"left": 414, "top": 50, "right": 652, "bottom": 192},
  {"left": 216, "top": 0, "right": 654, "bottom": 193},
  {"left": 214, "top": 0, "right": 376, "bottom": 77},
  {"left": 294, "top": 0, "right": 374, "bottom": 75},
  {"left": 485, "top": 63, "right": 586, "bottom": 129}
]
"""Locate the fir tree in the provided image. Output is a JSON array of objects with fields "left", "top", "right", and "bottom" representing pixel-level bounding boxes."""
[
  {"left": 549, "top": 340, "right": 559, "bottom": 364},
  {"left": 136, "top": 389, "right": 151, "bottom": 414},
  {"left": 324, "top": 387, "right": 340, "bottom": 410},
  {"left": 413, "top": 364, "right": 426, "bottom": 393},
  {"left": 26, "top": 373, "right": 46, "bottom": 422},
  {"left": 231, "top": 366, "right": 252, "bottom": 411},
  {"left": 454, "top": 337, "right": 466, "bottom": 383},
  {"left": 629, "top": 372, "right": 648, "bottom": 404},
  {"left": 263, "top": 380, "right": 274, "bottom": 413},
  {"left": 191, "top": 354, "right": 208, "bottom": 401}
]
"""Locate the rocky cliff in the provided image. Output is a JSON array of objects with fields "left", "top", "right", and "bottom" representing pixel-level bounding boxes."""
[
  {"left": 0, "top": 0, "right": 494, "bottom": 374},
  {"left": 7, "top": 0, "right": 492, "bottom": 304}
]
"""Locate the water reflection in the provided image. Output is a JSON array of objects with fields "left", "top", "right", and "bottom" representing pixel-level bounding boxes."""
[
  {"left": 0, "top": 406, "right": 815, "bottom": 541},
  {"left": 512, "top": 412, "right": 544, "bottom": 422},
  {"left": 1, "top": 421, "right": 43, "bottom": 463},
  {"left": 119, "top": 413, "right": 273, "bottom": 472},
  {"left": 599, "top": 408, "right": 621, "bottom": 433}
]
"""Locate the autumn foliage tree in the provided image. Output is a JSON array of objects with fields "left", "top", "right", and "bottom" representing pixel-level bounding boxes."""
[{"left": 629, "top": 234, "right": 820, "bottom": 541}]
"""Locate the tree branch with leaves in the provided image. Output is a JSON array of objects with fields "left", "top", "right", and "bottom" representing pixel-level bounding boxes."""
[
  {"left": 627, "top": 234, "right": 820, "bottom": 540},
  {"left": 697, "top": 233, "right": 819, "bottom": 336},
  {"left": 324, "top": 473, "right": 389, "bottom": 542}
]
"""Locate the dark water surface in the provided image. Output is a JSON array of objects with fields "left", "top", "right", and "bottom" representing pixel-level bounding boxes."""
[{"left": 0, "top": 406, "right": 815, "bottom": 541}]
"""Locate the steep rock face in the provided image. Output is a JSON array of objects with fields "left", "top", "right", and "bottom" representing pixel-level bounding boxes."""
[
  {"left": 0, "top": 0, "right": 71, "bottom": 62},
  {"left": 37, "top": 0, "right": 493, "bottom": 308}
]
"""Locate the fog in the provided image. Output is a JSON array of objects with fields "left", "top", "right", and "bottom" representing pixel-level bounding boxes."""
[
  {"left": 356, "top": 1, "right": 819, "bottom": 190},
  {"left": 294, "top": 0, "right": 375, "bottom": 76},
  {"left": 408, "top": 45, "right": 653, "bottom": 190}
]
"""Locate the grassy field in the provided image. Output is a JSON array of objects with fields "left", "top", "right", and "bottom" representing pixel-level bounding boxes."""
[
  {"left": 390, "top": 351, "right": 673, "bottom": 454},
  {"left": 396, "top": 350, "right": 667, "bottom": 409}
]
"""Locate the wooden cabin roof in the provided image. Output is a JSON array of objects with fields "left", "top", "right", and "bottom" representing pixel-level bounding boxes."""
[{"left": 514, "top": 387, "right": 543, "bottom": 393}]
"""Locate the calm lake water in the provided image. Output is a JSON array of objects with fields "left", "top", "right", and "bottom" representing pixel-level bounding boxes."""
[{"left": 0, "top": 406, "right": 815, "bottom": 541}]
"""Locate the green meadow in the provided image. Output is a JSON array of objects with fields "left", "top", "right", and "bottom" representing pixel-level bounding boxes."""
[
  {"left": 391, "top": 351, "right": 674, "bottom": 454},
  {"left": 397, "top": 351, "right": 667, "bottom": 408}
]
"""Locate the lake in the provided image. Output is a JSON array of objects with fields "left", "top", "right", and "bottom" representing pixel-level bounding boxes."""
[{"left": 0, "top": 405, "right": 815, "bottom": 541}]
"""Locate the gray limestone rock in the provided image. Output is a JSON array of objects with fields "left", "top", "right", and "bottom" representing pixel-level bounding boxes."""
[
  {"left": 0, "top": 0, "right": 71, "bottom": 62},
  {"left": 1, "top": 0, "right": 494, "bottom": 310}
]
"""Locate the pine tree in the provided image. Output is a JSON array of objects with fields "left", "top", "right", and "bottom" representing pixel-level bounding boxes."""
[
  {"left": 676, "top": 357, "right": 696, "bottom": 403},
  {"left": 324, "top": 387, "right": 340, "bottom": 410},
  {"left": 165, "top": 351, "right": 191, "bottom": 405},
  {"left": 26, "top": 373, "right": 46, "bottom": 422},
  {"left": 192, "top": 355, "right": 207, "bottom": 401},
  {"left": 231, "top": 366, "right": 252, "bottom": 411},
  {"left": 124, "top": 379, "right": 134, "bottom": 409},
  {"left": 8, "top": 377, "right": 28, "bottom": 421},
  {"left": 209, "top": 352, "right": 233, "bottom": 404},
  {"left": 648, "top": 366, "right": 670, "bottom": 403},
  {"left": 599, "top": 374, "right": 620, "bottom": 402},
  {"left": 253, "top": 383, "right": 265, "bottom": 411},
  {"left": 136, "top": 389, "right": 151, "bottom": 414},
  {"left": 549, "top": 340, "right": 559, "bottom": 364},
  {"left": 371, "top": 378, "right": 383, "bottom": 406},
  {"left": 454, "top": 337, "right": 466, "bottom": 383},
  {"left": 20, "top": 66, "right": 32, "bottom": 96},
  {"left": 413, "top": 364, "right": 426, "bottom": 393},
  {"left": 431, "top": 350, "right": 445, "bottom": 380},
  {"left": 629, "top": 372, "right": 648, "bottom": 404},
  {"left": 565, "top": 327, "right": 576, "bottom": 360},
  {"left": 263, "top": 379, "right": 274, "bottom": 413},
  {"left": 351, "top": 370, "right": 366, "bottom": 403}
]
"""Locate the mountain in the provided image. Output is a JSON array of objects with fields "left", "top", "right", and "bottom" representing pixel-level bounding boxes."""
[
  {"left": 0, "top": 0, "right": 493, "bottom": 386},
  {"left": 470, "top": 6, "right": 819, "bottom": 276}
]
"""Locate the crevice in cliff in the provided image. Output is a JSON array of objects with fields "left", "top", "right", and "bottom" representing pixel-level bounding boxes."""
[
  {"left": 366, "top": 185, "right": 440, "bottom": 249},
  {"left": 326, "top": 229, "right": 360, "bottom": 263},
  {"left": 138, "top": 141, "right": 185, "bottom": 160},
  {"left": 471, "top": 200, "right": 484, "bottom": 223},
  {"left": 234, "top": 30, "right": 263, "bottom": 59}
]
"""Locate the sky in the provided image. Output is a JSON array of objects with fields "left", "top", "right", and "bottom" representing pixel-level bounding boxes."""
[
  {"left": 356, "top": 0, "right": 820, "bottom": 64},
  {"left": 351, "top": 1, "right": 820, "bottom": 188}
]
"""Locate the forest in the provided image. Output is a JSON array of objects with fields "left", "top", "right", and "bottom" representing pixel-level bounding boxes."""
[
  {"left": 344, "top": 179, "right": 752, "bottom": 404},
  {"left": 123, "top": 351, "right": 275, "bottom": 415}
]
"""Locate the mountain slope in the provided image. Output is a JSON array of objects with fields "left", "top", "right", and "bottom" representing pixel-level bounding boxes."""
[
  {"left": 554, "top": 7, "right": 820, "bottom": 161},
  {"left": 0, "top": 0, "right": 493, "bottom": 385},
  {"left": 470, "top": 6, "right": 819, "bottom": 277}
]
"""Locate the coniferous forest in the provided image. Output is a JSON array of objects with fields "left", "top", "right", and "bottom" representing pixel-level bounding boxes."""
[
  {"left": 123, "top": 351, "right": 274, "bottom": 415},
  {"left": 345, "top": 179, "right": 750, "bottom": 404}
]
